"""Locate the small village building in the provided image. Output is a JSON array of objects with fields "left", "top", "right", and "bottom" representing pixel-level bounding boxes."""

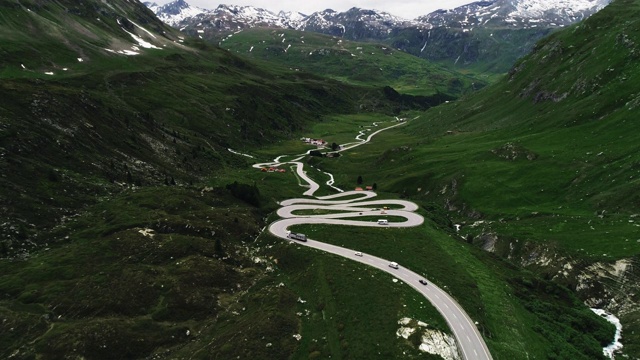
[
  {"left": 302, "top": 137, "right": 327, "bottom": 146},
  {"left": 260, "top": 167, "right": 286, "bottom": 173}
]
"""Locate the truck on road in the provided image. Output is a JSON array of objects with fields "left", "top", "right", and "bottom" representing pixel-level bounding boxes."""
[{"left": 288, "top": 232, "right": 307, "bottom": 242}]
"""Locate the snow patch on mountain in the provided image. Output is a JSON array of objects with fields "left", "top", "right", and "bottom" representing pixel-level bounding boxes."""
[
  {"left": 212, "top": 4, "right": 299, "bottom": 28},
  {"left": 145, "top": 1, "right": 303, "bottom": 31},
  {"left": 417, "top": 0, "right": 611, "bottom": 29},
  {"left": 509, "top": 0, "right": 609, "bottom": 18},
  {"left": 278, "top": 10, "right": 306, "bottom": 23},
  {"left": 143, "top": 0, "right": 206, "bottom": 27},
  {"left": 145, "top": 0, "right": 612, "bottom": 47}
]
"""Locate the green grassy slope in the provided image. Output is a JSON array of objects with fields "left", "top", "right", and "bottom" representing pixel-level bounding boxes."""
[
  {"left": 220, "top": 28, "right": 486, "bottom": 97},
  {"left": 389, "top": 25, "right": 557, "bottom": 76},
  {"left": 251, "top": 115, "right": 616, "bottom": 359},
  {"left": 284, "top": 220, "right": 614, "bottom": 359},
  {"left": 405, "top": 0, "right": 640, "bottom": 245},
  {"left": 267, "top": 0, "right": 640, "bottom": 357},
  {"left": 2, "top": 0, "right": 635, "bottom": 358},
  {"left": 313, "top": 0, "right": 640, "bottom": 258},
  {"left": 0, "top": 1, "right": 454, "bottom": 358},
  {"left": 0, "top": 0, "right": 400, "bottom": 249}
]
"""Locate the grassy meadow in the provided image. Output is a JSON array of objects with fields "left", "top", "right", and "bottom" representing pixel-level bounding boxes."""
[
  {"left": 220, "top": 28, "right": 485, "bottom": 97},
  {"left": 242, "top": 110, "right": 616, "bottom": 359}
]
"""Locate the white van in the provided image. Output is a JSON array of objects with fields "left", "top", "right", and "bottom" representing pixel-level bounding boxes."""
[
  {"left": 389, "top": 262, "right": 399, "bottom": 269},
  {"left": 377, "top": 219, "right": 388, "bottom": 225}
]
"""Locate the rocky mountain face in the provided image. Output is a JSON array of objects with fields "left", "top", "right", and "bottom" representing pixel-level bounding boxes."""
[
  {"left": 146, "top": 0, "right": 611, "bottom": 72},
  {"left": 143, "top": 1, "right": 302, "bottom": 31},
  {"left": 416, "top": 0, "right": 611, "bottom": 29},
  {"left": 294, "top": 8, "right": 418, "bottom": 40},
  {"left": 144, "top": 0, "right": 207, "bottom": 26}
]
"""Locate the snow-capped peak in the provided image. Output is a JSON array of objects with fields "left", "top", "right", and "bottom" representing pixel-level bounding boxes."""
[
  {"left": 214, "top": 4, "right": 282, "bottom": 23},
  {"left": 278, "top": 10, "right": 307, "bottom": 23},
  {"left": 508, "top": 0, "right": 610, "bottom": 18},
  {"left": 145, "top": 0, "right": 612, "bottom": 39},
  {"left": 144, "top": 0, "right": 208, "bottom": 27},
  {"left": 417, "top": 0, "right": 611, "bottom": 29}
]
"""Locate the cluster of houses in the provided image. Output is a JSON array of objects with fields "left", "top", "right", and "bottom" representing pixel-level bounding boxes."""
[
  {"left": 260, "top": 167, "right": 286, "bottom": 173},
  {"left": 300, "top": 137, "right": 327, "bottom": 146}
]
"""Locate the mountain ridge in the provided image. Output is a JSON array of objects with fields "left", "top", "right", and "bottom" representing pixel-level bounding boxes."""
[
  {"left": 145, "top": 0, "right": 611, "bottom": 31},
  {"left": 145, "top": 0, "right": 611, "bottom": 72}
]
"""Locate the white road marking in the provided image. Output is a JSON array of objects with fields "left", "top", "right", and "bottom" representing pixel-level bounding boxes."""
[{"left": 260, "top": 119, "right": 492, "bottom": 360}]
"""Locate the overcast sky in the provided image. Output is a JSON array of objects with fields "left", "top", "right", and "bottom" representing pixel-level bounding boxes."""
[{"left": 153, "top": 0, "right": 476, "bottom": 19}]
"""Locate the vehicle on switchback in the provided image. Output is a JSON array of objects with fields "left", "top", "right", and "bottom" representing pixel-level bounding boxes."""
[{"left": 287, "top": 232, "right": 307, "bottom": 242}]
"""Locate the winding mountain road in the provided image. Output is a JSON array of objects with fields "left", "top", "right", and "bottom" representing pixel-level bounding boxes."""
[{"left": 250, "top": 121, "right": 492, "bottom": 360}]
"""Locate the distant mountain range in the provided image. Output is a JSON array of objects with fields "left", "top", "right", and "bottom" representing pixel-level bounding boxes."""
[
  {"left": 417, "top": 0, "right": 611, "bottom": 29},
  {"left": 144, "top": 0, "right": 610, "bottom": 32},
  {"left": 144, "top": 0, "right": 611, "bottom": 72}
]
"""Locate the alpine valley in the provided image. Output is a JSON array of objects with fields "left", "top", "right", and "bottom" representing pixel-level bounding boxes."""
[{"left": 1, "top": 0, "right": 639, "bottom": 360}]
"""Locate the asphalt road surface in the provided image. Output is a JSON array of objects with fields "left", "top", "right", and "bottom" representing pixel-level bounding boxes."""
[
  {"left": 253, "top": 121, "right": 493, "bottom": 360},
  {"left": 268, "top": 191, "right": 492, "bottom": 360}
]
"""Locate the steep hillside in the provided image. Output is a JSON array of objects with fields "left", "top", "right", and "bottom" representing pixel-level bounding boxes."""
[
  {"left": 328, "top": 0, "right": 640, "bottom": 251},
  {"left": 0, "top": 0, "right": 176, "bottom": 67},
  {"left": 388, "top": 25, "right": 553, "bottom": 74},
  {"left": 303, "top": 0, "right": 640, "bottom": 357},
  {"left": 0, "top": 0, "right": 394, "bottom": 251},
  {"left": 403, "top": 0, "right": 640, "bottom": 214},
  {"left": 220, "top": 27, "right": 485, "bottom": 96},
  {"left": 0, "top": 1, "right": 434, "bottom": 358}
]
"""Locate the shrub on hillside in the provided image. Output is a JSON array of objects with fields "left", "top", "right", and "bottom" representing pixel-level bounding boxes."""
[{"left": 226, "top": 181, "right": 261, "bottom": 207}]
